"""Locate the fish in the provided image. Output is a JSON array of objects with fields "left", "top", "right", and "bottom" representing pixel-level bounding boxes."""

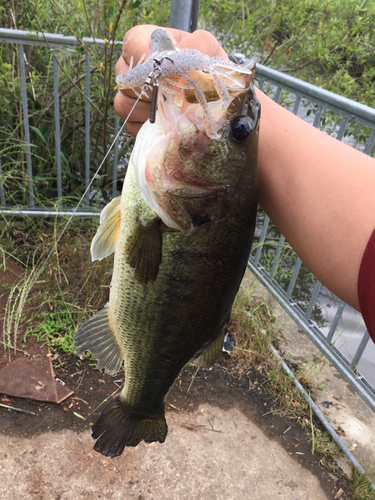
[{"left": 74, "top": 29, "right": 260, "bottom": 458}]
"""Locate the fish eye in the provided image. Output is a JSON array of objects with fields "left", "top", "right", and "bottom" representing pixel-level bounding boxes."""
[{"left": 230, "top": 117, "right": 252, "bottom": 142}]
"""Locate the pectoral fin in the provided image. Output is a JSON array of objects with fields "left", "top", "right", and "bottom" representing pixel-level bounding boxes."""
[
  {"left": 192, "top": 329, "right": 226, "bottom": 367},
  {"left": 125, "top": 219, "right": 162, "bottom": 286},
  {"left": 91, "top": 196, "right": 121, "bottom": 261}
]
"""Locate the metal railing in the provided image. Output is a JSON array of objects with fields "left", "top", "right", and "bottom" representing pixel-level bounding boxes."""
[
  {"left": 169, "top": 0, "right": 200, "bottom": 32},
  {"left": 0, "top": 28, "right": 122, "bottom": 217},
  {"left": 249, "top": 62, "right": 375, "bottom": 411},
  {"left": 1, "top": 28, "right": 375, "bottom": 414}
]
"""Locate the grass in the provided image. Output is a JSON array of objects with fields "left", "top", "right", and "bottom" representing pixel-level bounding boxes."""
[
  {"left": 0, "top": 214, "right": 111, "bottom": 358},
  {"left": 309, "top": 395, "right": 342, "bottom": 472},
  {"left": 24, "top": 303, "right": 80, "bottom": 354},
  {"left": 352, "top": 470, "right": 375, "bottom": 500},
  {"left": 228, "top": 281, "right": 331, "bottom": 423},
  {"left": 228, "top": 282, "right": 310, "bottom": 421}
]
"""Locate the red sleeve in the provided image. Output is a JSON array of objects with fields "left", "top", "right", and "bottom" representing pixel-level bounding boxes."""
[{"left": 358, "top": 228, "right": 375, "bottom": 342}]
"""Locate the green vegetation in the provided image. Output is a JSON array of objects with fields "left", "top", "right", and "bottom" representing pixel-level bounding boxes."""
[
  {"left": 0, "top": 0, "right": 173, "bottom": 208},
  {"left": 1, "top": 0, "right": 374, "bottom": 212},
  {"left": 202, "top": 0, "right": 375, "bottom": 109},
  {"left": 203, "top": 0, "right": 375, "bottom": 151},
  {"left": 0, "top": 217, "right": 112, "bottom": 356},
  {"left": 352, "top": 469, "right": 375, "bottom": 500},
  {"left": 228, "top": 282, "right": 311, "bottom": 420},
  {"left": 229, "top": 281, "right": 327, "bottom": 424}
]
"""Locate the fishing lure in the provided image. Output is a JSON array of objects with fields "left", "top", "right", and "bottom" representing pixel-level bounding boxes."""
[{"left": 116, "top": 31, "right": 255, "bottom": 139}]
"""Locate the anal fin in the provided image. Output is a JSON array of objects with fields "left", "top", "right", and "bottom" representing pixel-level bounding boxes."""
[
  {"left": 192, "top": 329, "right": 226, "bottom": 367},
  {"left": 125, "top": 219, "right": 162, "bottom": 286},
  {"left": 73, "top": 304, "right": 122, "bottom": 375}
]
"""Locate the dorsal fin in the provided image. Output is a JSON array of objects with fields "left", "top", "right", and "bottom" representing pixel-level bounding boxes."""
[{"left": 91, "top": 196, "right": 121, "bottom": 261}]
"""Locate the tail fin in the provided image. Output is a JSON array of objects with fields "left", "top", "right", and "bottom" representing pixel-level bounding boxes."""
[{"left": 92, "top": 394, "right": 168, "bottom": 457}]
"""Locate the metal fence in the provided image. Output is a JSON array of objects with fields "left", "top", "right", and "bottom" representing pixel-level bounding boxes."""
[
  {"left": 0, "top": 28, "right": 123, "bottom": 218},
  {"left": 1, "top": 28, "right": 375, "bottom": 414},
  {"left": 250, "top": 63, "right": 375, "bottom": 412}
]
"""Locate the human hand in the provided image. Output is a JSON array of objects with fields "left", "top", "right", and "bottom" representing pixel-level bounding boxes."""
[{"left": 114, "top": 25, "right": 227, "bottom": 137}]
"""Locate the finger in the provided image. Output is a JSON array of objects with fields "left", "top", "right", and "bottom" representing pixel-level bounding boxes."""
[
  {"left": 121, "top": 25, "right": 227, "bottom": 66},
  {"left": 114, "top": 91, "right": 150, "bottom": 132},
  {"left": 175, "top": 30, "right": 228, "bottom": 58},
  {"left": 121, "top": 25, "right": 158, "bottom": 67},
  {"left": 124, "top": 121, "right": 144, "bottom": 138}
]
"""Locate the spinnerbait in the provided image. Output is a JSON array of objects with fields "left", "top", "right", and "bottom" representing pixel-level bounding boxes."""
[{"left": 116, "top": 48, "right": 255, "bottom": 139}]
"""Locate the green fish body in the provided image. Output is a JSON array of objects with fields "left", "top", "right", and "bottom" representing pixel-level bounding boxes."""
[{"left": 74, "top": 38, "right": 260, "bottom": 457}]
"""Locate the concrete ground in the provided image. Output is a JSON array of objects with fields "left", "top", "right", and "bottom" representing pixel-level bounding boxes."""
[
  {"left": 0, "top": 370, "right": 347, "bottom": 500},
  {"left": 1, "top": 405, "right": 339, "bottom": 500}
]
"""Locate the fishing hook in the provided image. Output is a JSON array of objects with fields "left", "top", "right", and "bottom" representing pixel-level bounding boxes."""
[{"left": 146, "top": 55, "right": 174, "bottom": 124}]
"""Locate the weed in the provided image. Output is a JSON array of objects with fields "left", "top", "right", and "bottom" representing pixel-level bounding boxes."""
[
  {"left": 351, "top": 469, "right": 375, "bottom": 500},
  {"left": 228, "top": 282, "right": 309, "bottom": 422},
  {"left": 187, "top": 367, "right": 200, "bottom": 394},
  {"left": 296, "top": 354, "right": 327, "bottom": 389},
  {"left": 309, "top": 396, "right": 339, "bottom": 461},
  {"left": 314, "top": 432, "right": 340, "bottom": 457},
  {"left": 25, "top": 303, "right": 80, "bottom": 354}
]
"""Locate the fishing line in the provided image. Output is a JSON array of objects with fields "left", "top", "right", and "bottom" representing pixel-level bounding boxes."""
[
  {"left": 31, "top": 93, "right": 144, "bottom": 287},
  {"left": 7, "top": 54, "right": 166, "bottom": 344},
  {"left": 31, "top": 55, "right": 162, "bottom": 289}
]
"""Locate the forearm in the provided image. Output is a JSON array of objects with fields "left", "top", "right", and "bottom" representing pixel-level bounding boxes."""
[
  {"left": 114, "top": 25, "right": 375, "bottom": 311},
  {"left": 257, "top": 91, "right": 375, "bottom": 310}
]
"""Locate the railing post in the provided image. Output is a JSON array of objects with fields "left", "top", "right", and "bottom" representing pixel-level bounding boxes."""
[
  {"left": 53, "top": 55, "right": 62, "bottom": 199},
  {"left": 85, "top": 53, "right": 91, "bottom": 205},
  {"left": 169, "top": 0, "right": 194, "bottom": 32},
  {"left": 19, "top": 43, "right": 34, "bottom": 206},
  {"left": 112, "top": 113, "right": 119, "bottom": 199},
  {"left": 191, "top": 0, "right": 201, "bottom": 31}
]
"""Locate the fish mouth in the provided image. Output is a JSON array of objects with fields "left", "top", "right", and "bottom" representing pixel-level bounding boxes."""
[
  {"left": 130, "top": 60, "right": 258, "bottom": 231},
  {"left": 156, "top": 62, "right": 256, "bottom": 140}
]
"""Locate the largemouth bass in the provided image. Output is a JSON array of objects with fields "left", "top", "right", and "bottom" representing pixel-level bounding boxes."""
[{"left": 74, "top": 29, "right": 260, "bottom": 458}]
